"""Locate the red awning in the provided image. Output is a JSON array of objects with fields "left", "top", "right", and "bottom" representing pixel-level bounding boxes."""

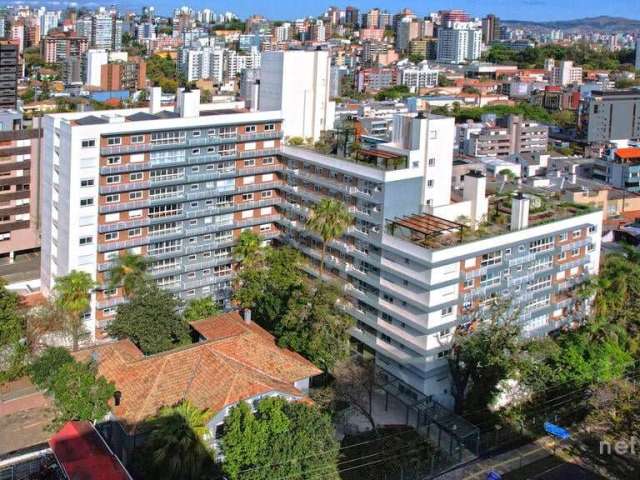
[{"left": 49, "top": 421, "right": 131, "bottom": 480}]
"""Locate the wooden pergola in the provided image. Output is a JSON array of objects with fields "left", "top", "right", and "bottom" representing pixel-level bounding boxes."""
[{"left": 388, "top": 214, "right": 465, "bottom": 244}]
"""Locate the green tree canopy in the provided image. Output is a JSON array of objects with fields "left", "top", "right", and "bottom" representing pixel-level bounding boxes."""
[
  {"left": 54, "top": 271, "right": 96, "bottom": 351},
  {"left": 448, "top": 302, "right": 522, "bottom": 414},
  {"left": 30, "top": 346, "right": 74, "bottom": 390},
  {"left": 183, "top": 297, "right": 221, "bottom": 322},
  {"left": 107, "top": 283, "right": 190, "bottom": 354},
  {"left": 277, "top": 280, "right": 353, "bottom": 371},
  {"left": 0, "top": 278, "right": 27, "bottom": 382},
  {"left": 221, "top": 397, "right": 339, "bottom": 480},
  {"left": 306, "top": 198, "right": 353, "bottom": 275},
  {"left": 135, "top": 401, "right": 217, "bottom": 480},
  {"left": 108, "top": 252, "right": 148, "bottom": 297}
]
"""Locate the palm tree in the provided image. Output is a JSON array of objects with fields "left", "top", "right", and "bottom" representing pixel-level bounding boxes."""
[
  {"left": 145, "top": 401, "right": 215, "bottom": 480},
  {"left": 53, "top": 271, "right": 96, "bottom": 351},
  {"left": 306, "top": 198, "right": 353, "bottom": 276},
  {"left": 109, "top": 252, "right": 148, "bottom": 297},
  {"left": 233, "top": 230, "right": 263, "bottom": 270}
]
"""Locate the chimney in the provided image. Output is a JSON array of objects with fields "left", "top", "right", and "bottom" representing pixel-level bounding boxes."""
[
  {"left": 511, "top": 192, "right": 530, "bottom": 231},
  {"left": 243, "top": 308, "right": 252, "bottom": 324},
  {"left": 463, "top": 170, "right": 488, "bottom": 228},
  {"left": 149, "top": 86, "right": 161, "bottom": 114},
  {"left": 176, "top": 87, "right": 200, "bottom": 118}
]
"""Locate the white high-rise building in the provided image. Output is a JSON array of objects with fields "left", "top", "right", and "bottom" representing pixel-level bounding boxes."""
[
  {"left": 40, "top": 10, "right": 60, "bottom": 36},
  {"left": 259, "top": 50, "right": 335, "bottom": 141},
  {"left": 436, "top": 21, "right": 482, "bottom": 64},
  {"left": 551, "top": 60, "right": 582, "bottom": 86},
  {"left": 86, "top": 49, "right": 109, "bottom": 87}
]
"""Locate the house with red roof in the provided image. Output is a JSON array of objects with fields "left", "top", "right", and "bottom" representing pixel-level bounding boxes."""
[{"left": 73, "top": 311, "right": 321, "bottom": 465}]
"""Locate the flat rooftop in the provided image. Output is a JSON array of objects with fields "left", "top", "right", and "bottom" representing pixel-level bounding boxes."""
[{"left": 389, "top": 184, "right": 599, "bottom": 250}]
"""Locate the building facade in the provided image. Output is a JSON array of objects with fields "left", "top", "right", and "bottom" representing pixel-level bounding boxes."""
[
  {"left": 40, "top": 98, "right": 603, "bottom": 405},
  {"left": 579, "top": 90, "right": 640, "bottom": 143},
  {"left": 436, "top": 21, "right": 482, "bottom": 64}
]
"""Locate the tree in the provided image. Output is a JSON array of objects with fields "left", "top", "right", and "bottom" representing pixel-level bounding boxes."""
[
  {"left": 139, "top": 401, "right": 216, "bottom": 480},
  {"left": 54, "top": 271, "right": 96, "bottom": 351},
  {"left": 331, "top": 357, "right": 379, "bottom": 431},
  {"left": 49, "top": 360, "right": 115, "bottom": 425},
  {"left": 30, "top": 346, "right": 74, "bottom": 390},
  {"left": 277, "top": 280, "right": 353, "bottom": 371},
  {"left": 221, "top": 397, "right": 339, "bottom": 480},
  {"left": 183, "top": 297, "right": 221, "bottom": 322},
  {"left": 448, "top": 302, "right": 522, "bottom": 414},
  {"left": 306, "top": 198, "right": 352, "bottom": 276},
  {"left": 551, "top": 110, "right": 577, "bottom": 130},
  {"left": 200, "top": 89, "right": 213, "bottom": 103},
  {"left": 233, "top": 247, "right": 304, "bottom": 331},
  {"left": 106, "top": 283, "right": 190, "bottom": 355},
  {"left": 0, "top": 278, "right": 27, "bottom": 382},
  {"left": 586, "top": 379, "right": 640, "bottom": 439},
  {"left": 233, "top": 230, "right": 263, "bottom": 270},
  {"left": 287, "top": 136, "right": 304, "bottom": 146},
  {"left": 108, "top": 252, "right": 148, "bottom": 297}
]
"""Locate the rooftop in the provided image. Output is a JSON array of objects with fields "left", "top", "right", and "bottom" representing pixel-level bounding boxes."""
[
  {"left": 73, "top": 312, "right": 320, "bottom": 432},
  {"left": 614, "top": 147, "right": 640, "bottom": 162},
  {"left": 389, "top": 183, "right": 599, "bottom": 250}
]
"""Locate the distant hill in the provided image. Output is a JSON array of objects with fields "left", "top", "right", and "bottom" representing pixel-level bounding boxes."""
[{"left": 503, "top": 16, "right": 640, "bottom": 32}]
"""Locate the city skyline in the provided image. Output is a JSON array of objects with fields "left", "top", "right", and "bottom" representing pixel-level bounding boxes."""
[{"left": 5, "top": 0, "right": 640, "bottom": 23}]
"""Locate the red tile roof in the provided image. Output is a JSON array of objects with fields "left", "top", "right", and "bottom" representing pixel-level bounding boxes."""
[
  {"left": 75, "top": 312, "right": 320, "bottom": 432},
  {"left": 49, "top": 421, "right": 132, "bottom": 480},
  {"left": 615, "top": 147, "right": 640, "bottom": 161}
]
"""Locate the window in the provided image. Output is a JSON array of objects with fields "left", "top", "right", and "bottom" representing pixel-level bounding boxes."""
[
  {"left": 481, "top": 250, "right": 502, "bottom": 267},
  {"left": 190, "top": 184, "right": 199, "bottom": 190},
  {"left": 263, "top": 157, "right": 274, "bottom": 164},
  {"left": 80, "top": 198, "right": 94, "bottom": 207},
  {"left": 245, "top": 125, "right": 256, "bottom": 133},
  {"left": 128, "top": 228, "right": 141, "bottom": 237},
  {"left": 439, "top": 328, "right": 451, "bottom": 338},
  {"left": 131, "top": 135, "right": 144, "bottom": 144},
  {"left": 529, "top": 237, "right": 554, "bottom": 253},
  {"left": 105, "top": 232, "right": 118, "bottom": 241},
  {"left": 80, "top": 179, "right": 95, "bottom": 187},
  {"left": 106, "top": 194, "right": 120, "bottom": 203},
  {"left": 572, "top": 229, "right": 581, "bottom": 239},
  {"left": 427, "top": 179, "right": 434, "bottom": 188},
  {"left": 480, "top": 271, "right": 501, "bottom": 287},
  {"left": 106, "top": 175, "right": 121, "bottom": 184},
  {"left": 242, "top": 193, "right": 254, "bottom": 201},
  {"left": 264, "top": 123, "right": 275, "bottom": 131},
  {"left": 107, "top": 137, "right": 122, "bottom": 145},
  {"left": 129, "top": 172, "right": 143, "bottom": 181},
  {"left": 261, "top": 190, "right": 273, "bottom": 198},
  {"left": 428, "top": 158, "right": 436, "bottom": 166},
  {"left": 244, "top": 159, "right": 256, "bottom": 167},
  {"left": 559, "top": 232, "right": 568, "bottom": 242},
  {"left": 192, "top": 130, "right": 201, "bottom": 137},
  {"left": 81, "top": 139, "right": 95, "bottom": 148},
  {"left": 79, "top": 236, "right": 93, "bottom": 245},
  {"left": 441, "top": 306, "right": 453, "bottom": 316},
  {"left": 129, "top": 191, "right": 142, "bottom": 200},
  {"left": 106, "top": 156, "right": 121, "bottom": 165},
  {"left": 437, "top": 349, "right": 450, "bottom": 359},
  {"left": 463, "top": 278, "right": 474, "bottom": 289},
  {"left": 192, "top": 148, "right": 200, "bottom": 155},
  {"left": 571, "top": 247, "right": 580, "bottom": 257},
  {"left": 259, "top": 223, "right": 272, "bottom": 232},
  {"left": 103, "top": 307, "right": 117, "bottom": 317},
  {"left": 588, "top": 225, "right": 596, "bottom": 234}
]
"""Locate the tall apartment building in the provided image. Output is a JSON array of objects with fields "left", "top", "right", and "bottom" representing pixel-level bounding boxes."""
[
  {"left": 551, "top": 60, "right": 582, "bottom": 86},
  {"left": 436, "top": 21, "right": 482, "bottom": 64},
  {"left": 0, "top": 111, "right": 41, "bottom": 263},
  {"left": 92, "top": 11, "right": 122, "bottom": 51},
  {"left": 0, "top": 42, "right": 18, "bottom": 109},
  {"left": 258, "top": 50, "right": 335, "bottom": 141},
  {"left": 100, "top": 57, "right": 146, "bottom": 91},
  {"left": 481, "top": 14, "right": 500, "bottom": 45},
  {"left": 635, "top": 38, "right": 640, "bottom": 70},
  {"left": 40, "top": 97, "right": 603, "bottom": 404},
  {"left": 357, "top": 67, "right": 398, "bottom": 92},
  {"left": 395, "top": 18, "right": 420, "bottom": 52},
  {"left": 399, "top": 64, "right": 439, "bottom": 90},
  {"left": 579, "top": 90, "right": 640, "bottom": 143},
  {"left": 592, "top": 146, "right": 640, "bottom": 192},
  {"left": 41, "top": 31, "right": 88, "bottom": 64},
  {"left": 86, "top": 49, "right": 109, "bottom": 87},
  {"left": 40, "top": 88, "right": 284, "bottom": 339}
]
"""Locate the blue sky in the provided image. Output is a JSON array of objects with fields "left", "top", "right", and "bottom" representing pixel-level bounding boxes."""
[{"left": 142, "top": 0, "right": 639, "bottom": 21}]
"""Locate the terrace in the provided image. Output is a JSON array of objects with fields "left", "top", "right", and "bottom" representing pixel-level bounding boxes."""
[{"left": 388, "top": 182, "right": 599, "bottom": 250}]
